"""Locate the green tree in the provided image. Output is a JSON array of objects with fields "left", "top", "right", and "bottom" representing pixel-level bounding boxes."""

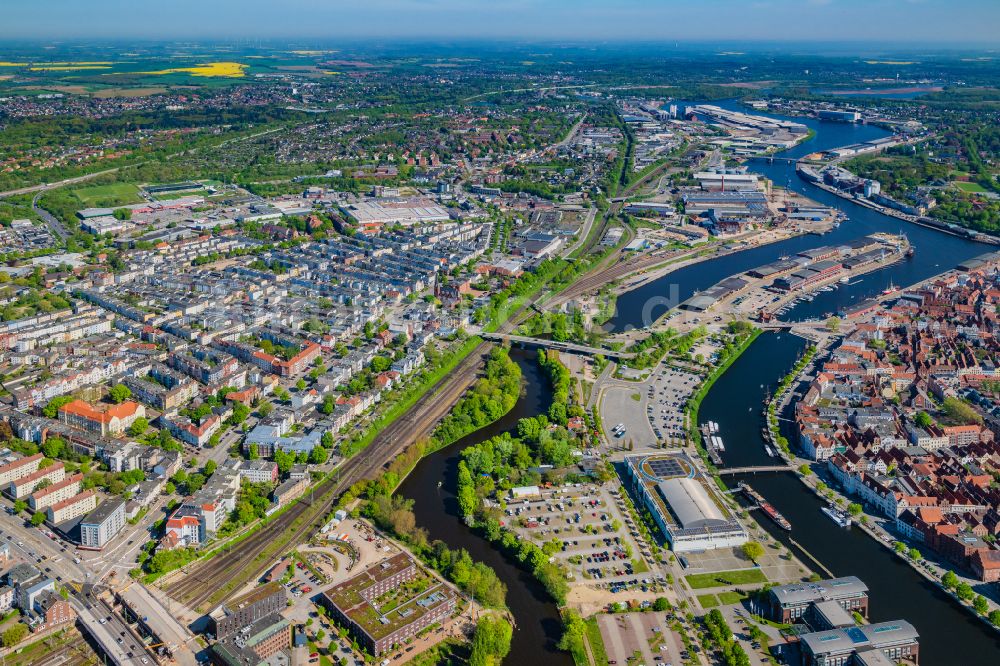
[
  {"left": 653, "top": 597, "right": 670, "bottom": 612},
  {"left": 956, "top": 582, "right": 975, "bottom": 601},
  {"left": 469, "top": 615, "right": 513, "bottom": 666},
  {"left": 847, "top": 503, "right": 863, "bottom": 517},
  {"left": 907, "top": 547, "right": 922, "bottom": 561},
  {"left": 974, "top": 594, "right": 990, "bottom": 615},
  {"left": 989, "top": 609, "right": 1000, "bottom": 626},
  {"left": 108, "top": 383, "right": 132, "bottom": 404},
  {"left": 1, "top": 623, "right": 28, "bottom": 647},
  {"left": 42, "top": 395, "right": 75, "bottom": 419},
  {"left": 41, "top": 437, "right": 65, "bottom": 459},
  {"left": 127, "top": 417, "right": 149, "bottom": 437},
  {"left": 914, "top": 411, "right": 933, "bottom": 429},
  {"left": 13, "top": 500, "right": 26, "bottom": 514},
  {"left": 257, "top": 401, "right": 273, "bottom": 418},
  {"left": 942, "top": 570, "right": 959, "bottom": 589},
  {"left": 230, "top": 402, "right": 250, "bottom": 425},
  {"left": 274, "top": 449, "right": 295, "bottom": 475},
  {"left": 309, "top": 446, "right": 328, "bottom": 465},
  {"left": 826, "top": 316, "right": 841, "bottom": 332},
  {"left": 941, "top": 396, "right": 983, "bottom": 425},
  {"left": 30, "top": 512, "right": 45, "bottom": 526},
  {"left": 741, "top": 541, "right": 764, "bottom": 563}
]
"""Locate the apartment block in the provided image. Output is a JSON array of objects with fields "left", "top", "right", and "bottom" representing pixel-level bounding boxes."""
[
  {"left": 47, "top": 490, "right": 98, "bottom": 524},
  {"left": 28, "top": 473, "right": 83, "bottom": 511},
  {"left": 7, "top": 462, "right": 65, "bottom": 500}
]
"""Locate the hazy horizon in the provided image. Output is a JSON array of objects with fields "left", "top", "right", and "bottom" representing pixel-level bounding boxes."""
[{"left": 4, "top": 0, "right": 1000, "bottom": 45}]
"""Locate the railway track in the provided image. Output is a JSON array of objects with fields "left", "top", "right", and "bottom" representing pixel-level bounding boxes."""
[
  {"left": 164, "top": 343, "right": 493, "bottom": 611},
  {"left": 163, "top": 237, "right": 568, "bottom": 611}
]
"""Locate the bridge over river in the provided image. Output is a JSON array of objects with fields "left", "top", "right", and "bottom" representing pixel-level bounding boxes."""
[{"left": 479, "top": 332, "right": 635, "bottom": 359}]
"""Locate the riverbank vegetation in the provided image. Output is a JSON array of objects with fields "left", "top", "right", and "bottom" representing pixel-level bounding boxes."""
[
  {"left": 431, "top": 347, "right": 522, "bottom": 447},
  {"left": 685, "top": 325, "right": 762, "bottom": 468},
  {"left": 469, "top": 614, "right": 513, "bottom": 666},
  {"left": 766, "top": 344, "right": 818, "bottom": 455}
]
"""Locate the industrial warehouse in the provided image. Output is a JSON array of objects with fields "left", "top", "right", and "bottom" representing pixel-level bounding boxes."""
[{"left": 623, "top": 453, "right": 748, "bottom": 552}]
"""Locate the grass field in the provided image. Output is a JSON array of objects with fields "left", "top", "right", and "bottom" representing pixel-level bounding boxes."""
[
  {"left": 697, "top": 593, "right": 720, "bottom": 608},
  {"left": 717, "top": 590, "right": 750, "bottom": 605},
  {"left": 954, "top": 181, "right": 989, "bottom": 193},
  {"left": 72, "top": 182, "right": 142, "bottom": 207},
  {"left": 685, "top": 568, "right": 768, "bottom": 589}
]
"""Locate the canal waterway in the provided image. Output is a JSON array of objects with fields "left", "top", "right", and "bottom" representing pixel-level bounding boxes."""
[
  {"left": 397, "top": 102, "right": 1000, "bottom": 664},
  {"left": 608, "top": 100, "right": 987, "bottom": 331},
  {"left": 689, "top": 103, "right": 1000, "bottom": 663}
]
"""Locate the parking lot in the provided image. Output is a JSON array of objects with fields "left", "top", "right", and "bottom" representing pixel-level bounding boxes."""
[
  {"left": 506, "top": 483, "right": 666, "bottom": 592},
  {"left": 645, "top": 366, "right": 703, "bottom": 444},
  {"left": 597, "top": 611, "right": 693, "bottom": 666}
]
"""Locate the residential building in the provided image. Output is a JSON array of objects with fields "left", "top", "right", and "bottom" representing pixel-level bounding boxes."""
[
  {"left": 209, "top": 582, "right": 287, "bottom": 640},
  {"left": 47, "top": 490, "right": 98, "bottom": 524},
  {"left": 59, "top": 399, "right": 146, "bottom": 437},
  {"left": 79, "top": 498, "right": 126, "bottom": 550}
]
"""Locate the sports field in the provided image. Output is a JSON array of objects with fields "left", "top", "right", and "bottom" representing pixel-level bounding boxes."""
[
  {"left": 72, "top": 182, "right": 142, "bottom": 207},
  {"left": 954, "top": 181, "right": 989, "bottom": 193}
]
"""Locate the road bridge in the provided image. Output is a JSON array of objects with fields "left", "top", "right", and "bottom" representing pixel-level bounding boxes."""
[
  {"left": 717, "top": 464, "right": 795, "bottom": 476},
  {"left": 480, "top": 332, "right": 635, "bottom": 359}
]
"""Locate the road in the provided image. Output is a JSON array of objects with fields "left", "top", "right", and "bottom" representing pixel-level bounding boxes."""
[
  {"left": 0, "top": 126, "right": 286, "bottom": 200},
  {"left": 32, "top": 191, "right": 71, "bottom": 240},
  {"left": 562, "top": 206, "right": 598, "bottom": 258}
]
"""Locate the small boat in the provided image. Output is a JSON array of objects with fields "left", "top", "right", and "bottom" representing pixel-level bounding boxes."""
[
  {"left": 839, "top": 276, "right": 850, "bottom": 283},
  {"left": 437, "top": 481, "right": 443, "bottom": 488},
  {"left": 822, "top": 506, "right": 852, "bottom": 528}
]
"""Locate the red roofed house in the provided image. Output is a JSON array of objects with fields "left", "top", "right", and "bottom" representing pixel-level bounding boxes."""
[{"left": 59, "top": 399, "right": 146, "bottom": 437}]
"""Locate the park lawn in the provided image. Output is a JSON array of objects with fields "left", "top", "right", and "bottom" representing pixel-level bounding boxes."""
[
  {"left": 72, "top": 182, "right": 142, "bottom": 207},
  {"left": 685, "top": 568, "right": 768, "bottom": 589},
  {"left": 717, "top": 590, "right": 750, "bottom": 605},
  {"left": 953, "top": 181, "right": 989, "bottom": 193},
  {"left": 697, "top": 594, "right": 720, "bottom": 608}
]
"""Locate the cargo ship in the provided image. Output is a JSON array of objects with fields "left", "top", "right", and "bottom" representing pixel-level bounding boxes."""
[{"left": 739, "top": 482, "right": 792, "bottom": 531}]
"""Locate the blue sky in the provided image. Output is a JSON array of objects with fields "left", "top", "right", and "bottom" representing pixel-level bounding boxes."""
[{"left": 4, "top": 0, "right": 999, "bottom": 44}]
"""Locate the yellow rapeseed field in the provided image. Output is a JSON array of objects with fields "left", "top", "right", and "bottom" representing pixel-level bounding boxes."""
[{"left": 139, "top": 62, "right": 247, "bottom": 77}]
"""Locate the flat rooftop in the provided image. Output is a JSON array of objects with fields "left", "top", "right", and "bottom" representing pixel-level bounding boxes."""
[
  {"left": 322, "top": 553, "right": 455, "bottom": 641},
  {"left": 771, "top": 576, "right": 868, "bottom": 606},
  {"left": 800, "top": 620, "right": 918, "bottom": 656}
]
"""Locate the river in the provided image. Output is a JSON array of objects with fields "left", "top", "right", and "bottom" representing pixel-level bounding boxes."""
[
  {"left": 625, "top": 101, "right": 1000, "bottom": 663},
  {"left": 396, "top": 349, "right": 574, "bottom": 666},
  {"left": 397, "top": 103, "right": 1000, "bottom": 664}
]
